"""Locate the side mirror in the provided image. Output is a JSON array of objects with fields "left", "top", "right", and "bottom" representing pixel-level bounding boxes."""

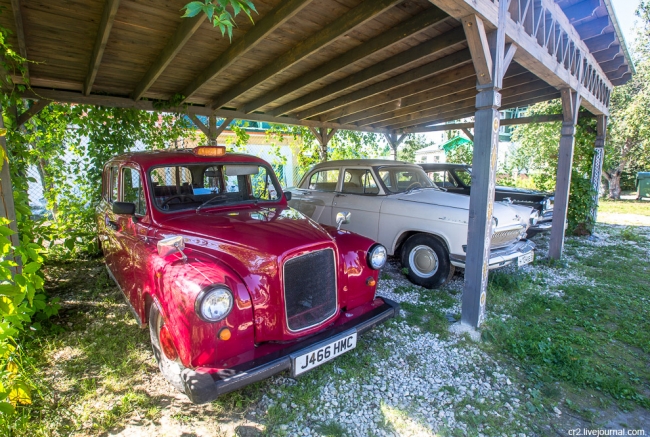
[
  {"left": 112, "top": 202, "right": 136, "bottom": 215},
  {"left": 157, "top": 235, "right": 187, "bottom": 261},
  {"left": 336, "top": 211, "right": 351, "bottom": 231},
  {"left": 284, "top": 191, "right": 292, "bottom": 202}
]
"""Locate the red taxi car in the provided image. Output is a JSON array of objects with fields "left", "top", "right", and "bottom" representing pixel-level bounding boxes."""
[{"left": 96, "top": 146, "right": 398, "bottom": 403}]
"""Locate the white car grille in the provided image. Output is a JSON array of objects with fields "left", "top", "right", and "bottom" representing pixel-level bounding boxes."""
[{"left": 491, "top": 226, "right": 525, "bottom": 248}]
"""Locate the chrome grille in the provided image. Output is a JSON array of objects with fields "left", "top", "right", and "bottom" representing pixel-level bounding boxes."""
[
  {"left": 491, "top": 226, "right": 525, "bottom": 248},
  {"left": 283, "top": 249, "right": 337, "bottom": 332}
]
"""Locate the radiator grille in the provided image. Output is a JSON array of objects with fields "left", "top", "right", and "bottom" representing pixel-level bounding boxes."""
[
  {"left": 283, "top": 249, "right": 337, "bottom": 332},
  {"left": 491, "top": 226, "right": 525, "bottom": 248}
]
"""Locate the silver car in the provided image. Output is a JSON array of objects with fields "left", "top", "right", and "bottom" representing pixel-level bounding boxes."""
[{"left": 287, "top": 159, "right": 538, "bottom": 288}]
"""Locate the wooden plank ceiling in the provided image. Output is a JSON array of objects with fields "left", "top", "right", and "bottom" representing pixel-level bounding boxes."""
[{"left": 0, "top": 0, "right": 633, "bottom": 133}]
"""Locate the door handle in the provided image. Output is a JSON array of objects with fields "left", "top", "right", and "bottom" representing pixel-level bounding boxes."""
[{"left": 335, "top": 193, "right": 346, "bottom": 197}]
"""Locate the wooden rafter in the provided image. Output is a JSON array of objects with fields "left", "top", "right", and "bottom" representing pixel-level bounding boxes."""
[
  {"left": 272, "top": 27, "right": 467, "bottom": 118},
  {"left": 180, "top": 0, "right": 312, "bottom": 102},
  {"left": 241, "top": 6, "right": 449, "bottom": 114},
  {"left": 462, "top": 15, "right": 492, "bottom": 85},
  {"left": 188, "top": 114, "right": 209, "bottom": 136},
  {"left": 10, "top": 0, "right": 29, "bottom": 79},
  {"left": 133, "top": 14, "right": 206, "bottom": 101},
  {"left": 16, "top": 100, "right": 49, "bottom": 127},
  {"left": 84, "top": 0, "right": 121, "bottom": 96},
  {"left": 208, "top": 0, "right": 402, "bottom": 110}
]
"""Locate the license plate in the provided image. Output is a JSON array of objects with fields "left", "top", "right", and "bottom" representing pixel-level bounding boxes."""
[
  {"left": 518, "top": 251, "right": 534, "bottom": 267},
  {"left": 291, "top": 331, "right": 357, "bottom": 376}
]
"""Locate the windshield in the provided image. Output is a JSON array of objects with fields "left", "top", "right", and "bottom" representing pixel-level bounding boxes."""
[
  {"left": 377, "top": 166, "right": 436, "bottom": 194},
  {"left": 149, "top": 163, "right": 281, "bottom": 212}
]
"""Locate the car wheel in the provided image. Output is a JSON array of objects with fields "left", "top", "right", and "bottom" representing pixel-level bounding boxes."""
[
  {"left": 149, "top": 303, "right": 186, "bottom": 393},
  {"left": 400, "top": 234, "right": 454, "bottom": 289}
]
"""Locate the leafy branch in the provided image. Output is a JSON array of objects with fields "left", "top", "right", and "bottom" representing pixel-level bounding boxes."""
[{"left": 182, "top": 0, "right": 257, "bottom": 40}]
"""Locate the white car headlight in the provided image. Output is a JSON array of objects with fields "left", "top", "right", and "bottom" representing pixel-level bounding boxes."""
[
  {"left": 195, "top": 286, "right": 233, "bottom": 322},
  {"left": 529, "top": 210, "right": 540, "bottom": 226},
  {"left": 491, "top": 217, "right": 498, "bottom": 235},
  {"left": 543, "top": 198, "right": 553, "bottom": 212},
  {"left": 367, "top": 244, "right": 387, "bottom": 270}
]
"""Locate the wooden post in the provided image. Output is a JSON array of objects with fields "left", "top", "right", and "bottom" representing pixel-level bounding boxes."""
[
  {"left": 208, "top": 115, "right": 217, "bottom": 145},
  {"left": 384, "top": 133, "right": 406, "bottom": 160},
  {"left": 549, "top": 89, "right": 582, "bottom": 259},
  {"left": 309, "top": 127, "right": 337, "bottom": 161},
  {"left": 0, "top": 105, "right": 19, "bottom": 247},
  {"left": 589, "top": 115, "right": 607, "bottom": 225},
  {"left": 460, "top": 1, "right": 515, "bottom": 329}
]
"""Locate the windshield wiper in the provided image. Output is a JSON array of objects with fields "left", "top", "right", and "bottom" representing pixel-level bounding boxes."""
[{"left": 196, "top": 194, "right": 228, "bottom": 212}]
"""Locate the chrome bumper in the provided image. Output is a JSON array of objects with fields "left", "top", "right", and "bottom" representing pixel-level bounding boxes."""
[{"left": 450, "top": 239, "right": 536, "bottom": 270}]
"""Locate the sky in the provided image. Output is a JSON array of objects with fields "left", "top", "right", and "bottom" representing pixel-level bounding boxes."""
[{"left": 610, "top": 0, "right": 640, "bottom": 48}]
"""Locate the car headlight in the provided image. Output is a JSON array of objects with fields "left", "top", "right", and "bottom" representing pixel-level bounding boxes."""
[
  {"left": 367, "top": 244, "right": 387, "bottom": 270},
  {"left": 529, "top": 210, "right": 539, "bottom": 226},
  {"left": 543, "top": 198, "right": 553, "bottom": 212},
  {"left": 491, "top": 217, "right": 498, "bottom": 235},
  {"left": 195, "top": 286, "right": 233, "bottom": 322}
]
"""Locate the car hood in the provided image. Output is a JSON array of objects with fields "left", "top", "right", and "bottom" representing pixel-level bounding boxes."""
[
  {"left": 395, "top": 189, "right": 530, "bottom": 227},
  {"left": 496, "top": 185, "right": 551, "bottom": 196},
  {"left": 158, "top": 206, "right": 333, "bottom": 258}
]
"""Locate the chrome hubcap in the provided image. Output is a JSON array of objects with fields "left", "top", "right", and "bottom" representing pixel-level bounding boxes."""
[{"left": 408, "top": 245, "right": 439, "bottom": 278}]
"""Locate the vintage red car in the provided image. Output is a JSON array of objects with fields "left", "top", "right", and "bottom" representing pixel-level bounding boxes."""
[{"left": 96, "top": 146, "right": 398, "bottom": 403}]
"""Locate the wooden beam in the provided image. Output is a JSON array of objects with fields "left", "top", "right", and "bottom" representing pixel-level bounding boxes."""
[
  {"left": 241, "top": 6, "right": 450, "bottom": 113},
  {"left": 209, "top": 0, "right": 402, "bottom": 110},
  {"left": 0, "top": 105, "right": 19, "bottom": 249},
  {"left": 19, "top": 87, "right": 390, "bottom": 134},
  {"left": 269, "top": 26, "right": 467, "bottom": 117},
  {"left": 461, "top": 127, "right": 474, "bottom": 141},
  {"left": 84, "top": 0, "right": 121, "bottom": 96},
  {"left": 293, "top": 46, "right": 472, "bottom": 120},
  {"left": 16, "top": 100, "right": 49, "bottom": 127},
  {"left": 309, "top": 127, "right": 337, "bottom": 161},
  {"left": 584, "top": 32, "right": 616, "bottom": 53},
  {"left": 180, "top": 0, "right": 312, "bottom": 102},
  {"left": 319, "top": 63, "right": 483, "bottom": 122},
  {"left": 574, "top": 16, "right": 610, "bottom": 40},
  {"left": 592, "top": 45, "right": 621, "bottom": 63},
  {"left": 462, "top": 15, "right": 493, "bottom": 85},
  {"left": 132, "top": 14, "right": 206, "bottom": 101},
  {"left": 10, "top": 0, "right": 29, "bottom": 79},
  {"left": 213, "top": 117, "right": 234, "bottom": 138},
  {"left": 561, "top": 0, "right": 600, "bottom": 22},
  {"left": 188, "top": 114, "right": 209, "bottom": 136},
  {"left": 400, "top": 112, "right": 596, "bottom": 133},
  {"left": 549, "top": 88, "right": 581, "bottom": 259}
]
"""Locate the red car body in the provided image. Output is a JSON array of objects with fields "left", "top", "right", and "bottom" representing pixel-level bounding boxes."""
[{"left": 96, "top": 149, "right": 397, "bottom": 403}]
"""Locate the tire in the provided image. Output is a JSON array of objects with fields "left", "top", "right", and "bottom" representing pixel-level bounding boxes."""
[
  {"left": 149, "top": 303, "right": 186, "bottom": 393},
  {"left": 400, "top": 234, "right": 455, "bottom": 289}
]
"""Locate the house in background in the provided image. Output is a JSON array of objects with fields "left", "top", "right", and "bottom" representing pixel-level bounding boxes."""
[{"left": 415, "top": 136, "right": 473, "bottom": 164}]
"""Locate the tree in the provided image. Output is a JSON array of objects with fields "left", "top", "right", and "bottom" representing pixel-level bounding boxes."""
[
  {"left": 602, "top": 2, "right": 650, "bottom": 199},
  {"left": 397, "top": 134, "right": 434, "bottom": 162}
]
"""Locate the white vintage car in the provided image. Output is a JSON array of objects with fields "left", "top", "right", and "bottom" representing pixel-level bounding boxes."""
[{"left": 287, "top": 159, "right": 538, "bottom": 288}]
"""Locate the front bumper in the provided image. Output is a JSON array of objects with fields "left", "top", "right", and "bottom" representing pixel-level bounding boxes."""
[
  {"left": 180, "top": 297, "right": 399, "bottom": 404},
  {"left": 450, "top": 239, "right": 535, "bottom": 270}
]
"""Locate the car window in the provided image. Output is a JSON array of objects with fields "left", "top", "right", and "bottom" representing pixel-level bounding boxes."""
[
  {"left": 377, "top": 166, "right": 435, "bottom": 194},
  {"left": 341, "top": 169, "right": 379, "bottom": 195},
  {"left": 455, "top": 169, "right": 472, "bottom": 186},
  {"left": 307, "top": 170, "right": 339, "bottom": 192},
  {"left": 428, "top": 170, "right": 458, "bottom": 188},
  {"left": 110, "top": 166, "right": 119, "bottom": 203},
  {"left": 150, "top": 163, "right": 281, "bottom": 212},
  {"left": 122, "top": 167, "right": 147, "bottom": 216}
]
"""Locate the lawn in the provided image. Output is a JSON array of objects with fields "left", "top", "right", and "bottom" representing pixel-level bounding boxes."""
[{"left": 2, "top": 201, "right": 649, "bottom": 436}]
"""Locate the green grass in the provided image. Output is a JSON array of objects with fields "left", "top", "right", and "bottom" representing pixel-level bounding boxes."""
[
  {"left": 598, "top": 198, "right": 650, "bottom": 216},
  {"left": 482, "top": 236, "right": 650, "bottom": 414}
]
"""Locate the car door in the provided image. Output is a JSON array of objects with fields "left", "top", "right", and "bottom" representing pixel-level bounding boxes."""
[
  {"left": 292, "top": 168, "right": 340, "bottom": 226},
  {"left": 102, "top": 164, "right": 121, "bottom": 277},
  {"left": 331, "top": 168, "right": 382, "bottom": 241},
  {"left": 116, "top": 165, "right": 153, "bottom": 318}
]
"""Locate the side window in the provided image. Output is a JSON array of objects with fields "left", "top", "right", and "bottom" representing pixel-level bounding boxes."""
[
  {"left": 307, "top": 170, "right": 339, "bottom": 192},
  {"left": 122, "top": 167, "right": 147, "bottom": 216},
  {"left": 250, "top": 166, "right": 279, "bottom": 200},
  {"left": 428, "top": 171, "right": 458, "bottom": 188},
  {"left": 379, "top": 170, "right": 393, "bottom": 191},
  {"left": 110, "top": 166, "right": 119, "bottom": 203},
  {"left": 342, "top": 169, "right": 379, "bottom": 195},
  {"left": 455, "top": 169, "right": 472, "bottom": 186}
]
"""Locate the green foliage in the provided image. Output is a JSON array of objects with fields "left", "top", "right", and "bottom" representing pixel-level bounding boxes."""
[
  {"left": 510, "top": 100, "right": 597, "bottom": 233},
  {"left": 444, "top": 141, "right": 473, "bottom": 165},
  {"left": 397, "top": 134, "right": 434, "bottom": 162},
  {"left": 182, "top": 0, "right": 257, "bottom": 40}
]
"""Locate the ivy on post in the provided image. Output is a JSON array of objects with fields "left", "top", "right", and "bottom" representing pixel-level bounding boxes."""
[
  {"left": 460, "top": 0, "right": 516, "bottom": 329},
  {"left": 549, "top": 88, "right": 583, "bottom": 260}
]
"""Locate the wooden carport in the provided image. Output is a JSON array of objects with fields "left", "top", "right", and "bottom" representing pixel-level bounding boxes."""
[{"left": 0, "top": 0, "right": 633, "bottom": 329}]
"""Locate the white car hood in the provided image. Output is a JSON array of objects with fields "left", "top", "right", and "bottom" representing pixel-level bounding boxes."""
[{"left": 395, "top": 189, "right": 531, "bottom": 227}]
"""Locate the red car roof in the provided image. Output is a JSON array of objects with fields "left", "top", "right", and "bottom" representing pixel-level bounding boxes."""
[{"left": 106, "top": 150, "right": 269, "bottom": 170}]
